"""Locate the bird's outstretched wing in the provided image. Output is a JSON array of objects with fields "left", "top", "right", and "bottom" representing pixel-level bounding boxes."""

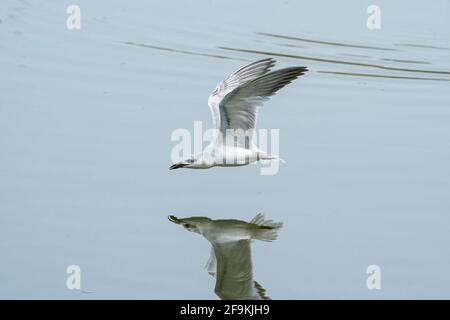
[
  {"left": 205, "top": 246, "right": 217, "bottom": 277},
  {"left": 208, "top": 58, "right": 275, "bottom": 132},
  {"left": 208, "top": 59, "right": 307, "bottom": 148},
  {"left": 213, "top": 240, "right": 269, "bottom": 300}
]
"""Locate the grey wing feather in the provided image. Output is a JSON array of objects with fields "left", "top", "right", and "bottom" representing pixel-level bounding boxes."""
[
  {"left": 208, "top": 59, "right": 276, "bottom": 131},
  {"left": 217, "top": 66, "right": 308, "bottom": 147},
  {"left": 208, "top": 59, "right": 307, "bottom": 148},
  {"left": 220, "top": 67, "right": 308, "bottom": 127},
  {"left": 205, "top": 246, "right": 217, "bottom": 277},
  {"left": 212, "top": 58, "right": 276, "bottom": 99},
  {"left": 213, "top": 240, "right": 258, "bottom": 300}
]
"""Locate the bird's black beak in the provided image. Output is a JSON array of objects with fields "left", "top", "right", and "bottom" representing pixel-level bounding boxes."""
[
  {"left": 169, "top": 163, "right": 187, "bottom": 170},
  {"left": 168, "top": 215, "right": 181, "bottom": 224}
]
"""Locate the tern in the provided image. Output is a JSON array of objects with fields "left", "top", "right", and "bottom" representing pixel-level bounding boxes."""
[
  {"left": 169, "top": 58, "right": 308, "bottom": 170},
  {"left": 169, "top": 213, "right": 283, "bottom": 300}
]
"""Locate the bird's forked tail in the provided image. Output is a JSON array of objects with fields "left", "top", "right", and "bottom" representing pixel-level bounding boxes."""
[
  {"left": 257, "top": 150, "right": 286, "bottom": 163},
  {"left": 250, "top": 213, "right": 283, "bottom": 241}
]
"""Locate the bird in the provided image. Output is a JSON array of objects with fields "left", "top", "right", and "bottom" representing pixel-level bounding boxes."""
[
  {"left": 168, "top": 213, "right": 283, "bottom": 300},
  {"left": 169, "top": 58, "right": 308, "bottom": 170}
]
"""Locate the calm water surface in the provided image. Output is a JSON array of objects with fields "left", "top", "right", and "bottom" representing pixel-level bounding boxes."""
[{"left": 1, "top": 0, "right": 449, "bottom": 299}]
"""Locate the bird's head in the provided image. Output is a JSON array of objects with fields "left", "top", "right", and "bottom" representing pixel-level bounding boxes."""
[
  {"left": 168, "top": 215, "right": 212, "bottom": 235},
  {"left": 169, "top": 157, "right": 196, "bottom": 170},
  {"left": 169, "top": 154, "right": 211, "bottom": 170}
]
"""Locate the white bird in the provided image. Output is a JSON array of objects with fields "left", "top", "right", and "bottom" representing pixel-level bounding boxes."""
[
  {"left": 169, "top": 213, "right": 283, "bottom": 300},
  {"left": 169, "top": 58, "right": 308, "bottom": 169}
]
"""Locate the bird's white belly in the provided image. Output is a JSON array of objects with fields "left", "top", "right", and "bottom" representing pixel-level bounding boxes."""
[{"left": 212, "top": 147, "right": 258, "bottom": 167}]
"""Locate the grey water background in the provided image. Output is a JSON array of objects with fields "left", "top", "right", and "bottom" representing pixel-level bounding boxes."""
[{"left": 1, "top": 0, "right": 449, "bottom": 299}]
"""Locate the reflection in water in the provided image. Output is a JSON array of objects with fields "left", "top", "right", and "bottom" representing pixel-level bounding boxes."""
[
  {"left": 258, "top": 32, "right": 398, "bottom": 51},
  {"left": 275, "top": 43, "right": 309, "bottom": 49},
  {"left": 380, "top": 58, "right": 430, "bottom": 65},
  {"left": 123, "top": 33, "right": 450, "bottom": 82},
  {"left": 218, "top": 46, "right": 450, "bottom": 75},
  {"left": 123, "top": 41, "right": 246, "bottom": 62},
  {"left": 394, "top": 43, "right": 450, "bottom": 50},
  {"left": 169, "top": 214, "right": 283, "bottom": 300},
  {"left": 317, "top": 71, "right": 450, "bottom": 81},
  {"left": 338, "top": 53, "right": 372, "bottom": 59}
]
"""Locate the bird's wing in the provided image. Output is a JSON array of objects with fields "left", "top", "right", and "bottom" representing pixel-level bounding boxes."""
[
  {"left": 213, "top": 240, "right": 268, "bottom": 300},
  {"left": 205, "top": 246, "right": 217, "bottom": 277},
  {"left": 208, "top": 59, "right": 275, "bottom": 136},
  {"left": 209, "top": 63, "right": 308, "bottom": 148},
  {"left": 253, "top": 281, "right": 270, "bottom": 300}
]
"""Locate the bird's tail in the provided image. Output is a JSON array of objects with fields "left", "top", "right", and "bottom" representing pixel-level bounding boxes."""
[
  {"left": 257, "top": 150, "right": 286, "bottom": 163},
  {"left": 250, "top": 213, "right": 283, "bottom": 242}
]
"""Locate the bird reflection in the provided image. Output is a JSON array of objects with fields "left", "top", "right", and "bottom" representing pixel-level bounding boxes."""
[{"left": 169, "top": 213, "right": 282, "bottom": 300}]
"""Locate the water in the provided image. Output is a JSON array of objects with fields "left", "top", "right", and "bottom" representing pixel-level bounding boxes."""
[
  {"left": 1, "top": 0, "right": 449, "bottom": 299},
  {"left": 168, "top": 214, "right": 281, "bottom": 300}
]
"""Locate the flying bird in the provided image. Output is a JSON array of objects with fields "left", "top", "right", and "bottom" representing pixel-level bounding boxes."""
[
  {"left": 170, "top": 58, "right": 308, "bottom": 170},
  {"left": 169, "top": 213, "right": 283, "bottom": 300}
]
